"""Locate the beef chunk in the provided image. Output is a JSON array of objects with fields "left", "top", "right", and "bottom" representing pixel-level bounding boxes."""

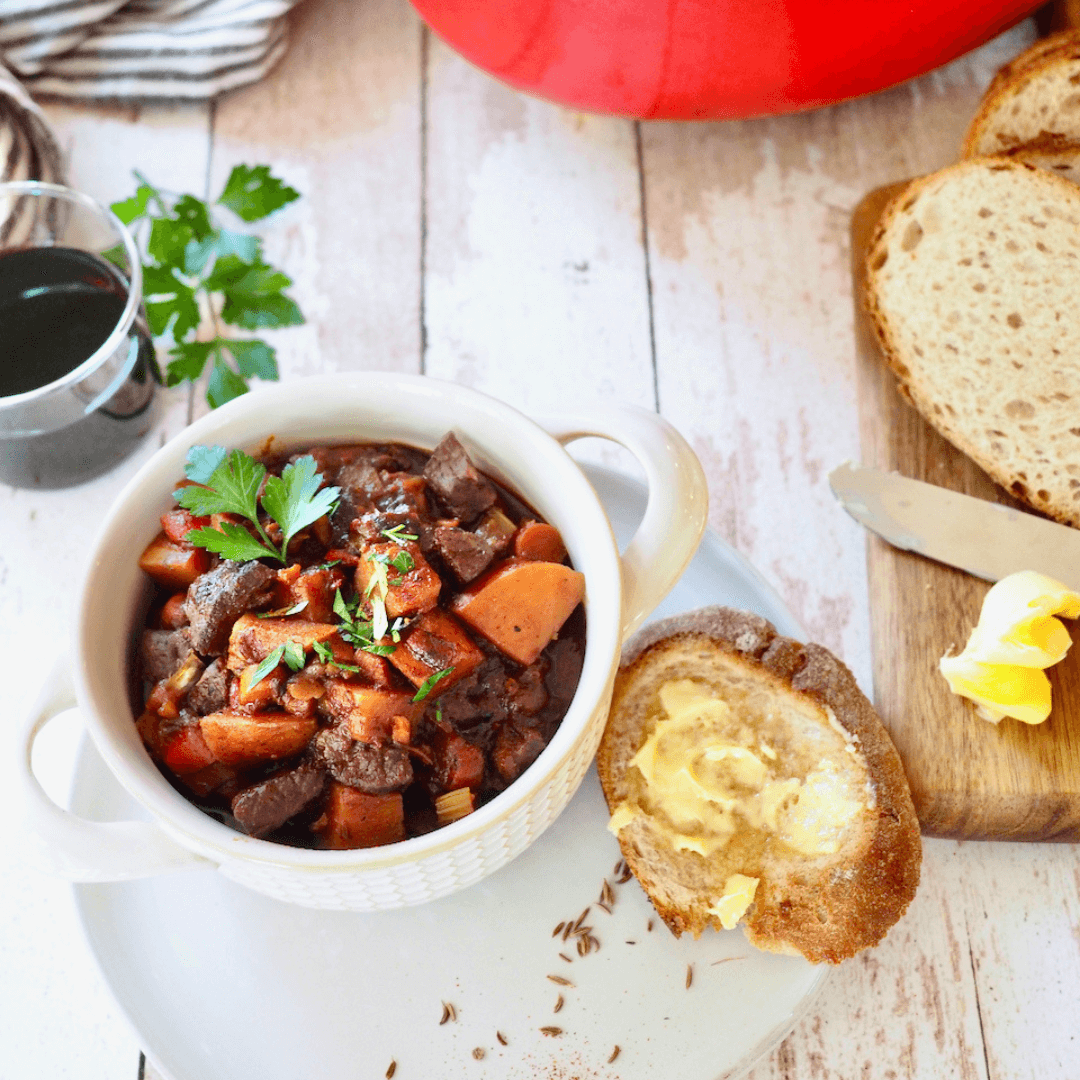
[
  {"left": 186, "top": 658, "right": 230, "bottom": 714},
  {"left": 336, "top": 458, "right": 385, "bottom": 503},
  {"left": 433, "top": 525, "right": 495, "bottom": 583},
  {"left": 313, "top": 724, "right": 413, "bottom": 793},
  {"left": 183, "top": 560, "right": 276, "bottom": 655},
  {"left": 434, "top": 656, "right": 511, "bottom": 730},
  {"left": 493, "top": 722, "right": 546, "bottom": 784},
  {"left": 139, "top": 628, "right": 193, "bottom": 683},
  {"left": 231, "top": 758, "right": 327, "bottom": 838},
  {"left": 423, "top": 433, "right": 496, "bottom": 522}
]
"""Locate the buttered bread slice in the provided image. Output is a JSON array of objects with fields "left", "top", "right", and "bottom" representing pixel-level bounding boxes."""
[{"left": 597, "top": 607, "right": 921, "bottom": 964}]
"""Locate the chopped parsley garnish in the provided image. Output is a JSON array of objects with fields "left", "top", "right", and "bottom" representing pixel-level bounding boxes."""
[
  {"left": 412, "top": 667, "right": 454, "bottom": 702},
  {"left": 312, "top": 640, "right": 361, "bottom": 673},
  {"left": 176, "top": 446, "right": 339, "bottom": 564},
  {"left": 381, "top": 524, "right": 419, "bottom": 544},
  {"left": 247, "top": 638, "right": 306, "bottom": 690}
]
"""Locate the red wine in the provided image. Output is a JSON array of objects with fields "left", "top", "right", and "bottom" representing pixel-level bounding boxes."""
[{"left": 0, "top": 246, "right": 158, "bottom": 488}]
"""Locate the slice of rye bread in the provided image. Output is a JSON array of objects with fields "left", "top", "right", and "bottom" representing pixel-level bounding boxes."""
[
  {"left": 964, "top": 33, "right": 1080, "bottom": 157},
  {"left": 597, "top": 607, "right": 921, "bottom": 965},
  {"left": 865, "top": 157, "right": 1080, "bottom": 527}
]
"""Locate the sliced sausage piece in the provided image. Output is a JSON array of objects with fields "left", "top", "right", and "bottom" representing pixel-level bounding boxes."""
[
  {"left": 184, "top": 560, "right": 276, "bottom": 656},
  {"left": 231, "top": 758, "right": 327, "bottom": 839},
  {"left": 452, "top": 559, "right": 586, "bottom": 666},
  {"left": 423, "top": 432, "right": 496, "bottom": 522},
  {"left": 318, "top": 784, "right": 405, "bottom": 849},
  {"left": 200, "top": 712, "right": 317, "bottom": 767}
]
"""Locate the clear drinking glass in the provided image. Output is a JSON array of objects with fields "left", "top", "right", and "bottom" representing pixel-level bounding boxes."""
[{"left": 0, "top": 181, "right": 158, "bottom": 488}]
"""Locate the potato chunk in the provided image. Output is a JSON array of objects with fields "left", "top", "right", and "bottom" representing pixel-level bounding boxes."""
[{"left": 200, "top": 712, "right": 317, "bottom": 766}]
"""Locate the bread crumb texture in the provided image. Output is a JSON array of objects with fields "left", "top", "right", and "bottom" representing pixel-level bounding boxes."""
[
  {"left": 866, "top": 158, "right": 1080, "bottom": 527},
  {"left": 597, "top": 607, "right": 921, "bottom": 965}
]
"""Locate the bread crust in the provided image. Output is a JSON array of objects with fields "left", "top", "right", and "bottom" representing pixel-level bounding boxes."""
[
  {"left": 597, "top": 607, "right": 922, "bottom": 965},
  {"left": 963, "top": 32, "right": 1080, "bottom": 157},
  {"left": 864, "top": 156, "right": 1080, "bottom": 528}
]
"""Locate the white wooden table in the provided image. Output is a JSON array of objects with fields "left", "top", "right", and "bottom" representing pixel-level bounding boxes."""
[{"left": 3, "top": 3, "right": 1079, "bottom": 1077}]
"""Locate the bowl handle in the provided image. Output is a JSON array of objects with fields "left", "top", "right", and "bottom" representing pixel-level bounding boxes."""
[
  {"left": 539, "top": 406, "right": 708, "bottom": 640},
  {"left": 14, "top": 657, "right": 213, "bottom": 881}
]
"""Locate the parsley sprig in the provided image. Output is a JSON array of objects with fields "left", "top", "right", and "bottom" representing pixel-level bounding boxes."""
[
  {"left": 111, "top": 165, "right": 302, "bottom": 409},
  {"left": 176, "top": 445, "right": 339, "bottom": 564},
  {"left": 247, "top": 638, "right": 306, "bottom": 690},
  {"left": 331, "top": 588, "right": 407, "bottom": 657}
]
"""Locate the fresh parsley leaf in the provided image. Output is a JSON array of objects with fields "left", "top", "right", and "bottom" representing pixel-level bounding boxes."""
[
  {"left": 179, "top": 446, "right": 265, "bottom": 521},
  {"left": 215, "top": 228, "right": 261, "bottom": 262},
  {"left": 111, "top": 183, "right": 156, "bottom": 225},
  {"left": 362, "top": 644, "right": 396, "bottom": 656},
  {"left": 247, "top": 644, "right": 285, "bottom": 689},
  {"left": 173, "top": 194, "right": 214, "bottom": 241},
  {"left": 260, "top": 455, "right": 339, "bottom": 552},
  {"left": 217, "top": 263, "right": 304, "bottom": 331},
  {"left": 166, "top": 341, "right": 214, "bottom": 387},
  {"left": 391, "top": 550, "right": 415, "bottom": 574},
  {"left": 185, "top": 522, "right": 274, "bottom": 563},
  {"left": 218, "top": 164, "right": 300, "bottom": 222},
  {"left": 207, "top": 354, "right": 250, "bottom": 409},
  {"left": 225, "top": 338, "right": 278, "bottom": 381},
  {"left": 148, "top": 214, "right": 198, "bottom": 267},
  {"left": 413, "top": 667, "right": 454, "bottom": 702},
  {"left": 333, "top": 588, "right": 354, "bottom": 622},
  {"left": 179, "top": 444, "right": 227, "bottom": 485},
  {"left": 141, "top": 263, "right": 183, "bottom": 297},
  {"left": 282, "top": 639, "right": 306, "bottom": 671},
  {"left": 145, "top": 281, "right": 200, "bottom": 339}
]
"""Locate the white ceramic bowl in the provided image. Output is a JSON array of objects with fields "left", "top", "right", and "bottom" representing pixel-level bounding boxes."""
[{"left": 17, "top": 374, "right": 707, "bottom": 911}]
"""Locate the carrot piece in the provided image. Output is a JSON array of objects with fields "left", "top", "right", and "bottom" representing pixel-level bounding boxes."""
[
  {"left": 226, "top": 614, "right": 344, "bottom": 673},
  {"left": 355, "top": 541, "right": 441, "bottom": 618},
  {"left": 322, "top": 682, "right": 422, "bottom": 742},
  {"left": 319, "top": 784, "right": 405, "bottom": 849},
  {"left": 159, "top": 592, "right": 189, "bottom": 629},
  {"left": 160, "top": 724, "right": 217, "bottom": 776},
  {"left": 451, "top": 559, "right": 585, "bottom": 665},
  {"left": 513, "top": 521, "right": 567, "bottom": 564},
  {"left": 138, "top": 533, "right": 210, "bottom": 590},
  {"left": 199, "top": 712, "right": 317, "bottom": 767},
  {"left": 388, "top": 609, "right": 484, "bottom": 692},
  {"left": 160, "top": 507, "right": 209, "bottom": 544}
]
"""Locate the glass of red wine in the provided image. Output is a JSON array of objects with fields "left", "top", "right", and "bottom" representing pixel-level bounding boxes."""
[{"left": 0, "top": 181, "right": 159, "bottom": 488}]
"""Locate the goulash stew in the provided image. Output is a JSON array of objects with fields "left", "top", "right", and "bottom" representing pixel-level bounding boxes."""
[{"left": 135, "top": 434, "right": 586, "bottom": 848}]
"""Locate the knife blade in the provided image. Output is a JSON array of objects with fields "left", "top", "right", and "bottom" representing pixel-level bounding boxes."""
[{"left": 828, "top": 462, "right": 1080, "bottom": 589}]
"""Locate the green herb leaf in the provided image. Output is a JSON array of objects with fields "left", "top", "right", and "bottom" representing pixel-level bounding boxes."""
[
  {"left": 185, "top": 521, "right": 275, "bottom": 563},
  {"left": 173, "top": 195, "right": 214, "bottom": 241},
  {"left": 177, "top": 447, "right": 266, "bottom": 521},
  {"left": 257, "top": 601, "right": 308, "bottom": 618},
  {"left": 247, "top": 645, "right": 285, "bottom": 690},
  {"left": 145, "top": 280, "right": 200, "bottom": 339},
  {"left": 362, "top": 644, "right": 396, "bottom": 656},
  {"left": 224, "top": 338, "right": 279, "bottom": 381},
  {"left": 166, "top": 341, "right": 215, "bottom": 387},
  {"left": 282, "top": 639, "right": 306, "bottom": 671},
  {"left": 218, "top": 164, "right": 300, "bottom": 222},
  {"left": 333, "top": 588, "right": 354, "bottom": 622},
  {"left": 312, "top": 640, "right": 360, "bottom": 673},
  {"left": 381, "top": 525, "right": 419, "bottom": 544},
  {"left": 147, "top": 214, "right": 197, "bottom": 267},
  {"left": 207, "top": 354, "right": 250, "bottom": 409},
  {"left": 413, "top": 667, "right": 454, "bottom": 702},
  {"left": 391, "top": 550, "right": 415, "bottom": 574},
  {"left": 261, "top": 455, "right": 339, "bottom": 553},
  {"left": 365, "top": 557, "right": 389, "bottom": 599},
  {"left": 111, "top": 183, "right": 156, "bottom": 225},
  {"left": 215, "top": 228, "right": 261, "bottom": 262},
  {"left": 141, "top": 263, "right": 183, "bottom": 297}
]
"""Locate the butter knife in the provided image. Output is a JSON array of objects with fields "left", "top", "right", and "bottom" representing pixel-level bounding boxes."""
[{"left": 828, "top": 462, "right": 1080, "bottom": 589}]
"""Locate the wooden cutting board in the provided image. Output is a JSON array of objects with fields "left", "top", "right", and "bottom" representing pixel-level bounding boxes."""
[{"left": 852, "top": 183, "right": 1080, "bottom": 841}]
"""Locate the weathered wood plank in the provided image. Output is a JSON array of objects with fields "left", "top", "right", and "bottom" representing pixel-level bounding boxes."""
[
  {"left": 422, "top": 33, "right": 656, "bottom": 470},
  {"left": 1, "top": 99, "right": 212, "bottom": 1080},
  {"left": 206, "top": 0, "right": 425, "bottom": 422}
]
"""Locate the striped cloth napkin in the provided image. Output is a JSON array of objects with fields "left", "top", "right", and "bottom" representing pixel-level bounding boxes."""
[
  {"left": 0, "top": 0, "right": 301, "bottom": 101},
  {"left": 0, "top": 62, "right": 62, "bottom": 182}
]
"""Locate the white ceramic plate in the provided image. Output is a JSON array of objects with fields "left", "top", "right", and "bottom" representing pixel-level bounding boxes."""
[{"left": 71, "top": 465, "right": 828, "bottom": 1080}]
